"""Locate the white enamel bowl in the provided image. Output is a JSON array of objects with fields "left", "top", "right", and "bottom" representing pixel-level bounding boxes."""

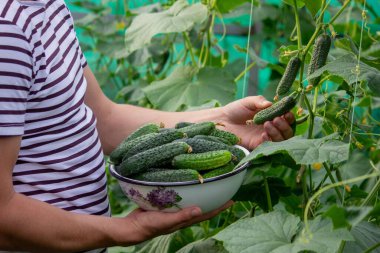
[{"left": 110, "top": 146, "right": 250, "bottom": 213}]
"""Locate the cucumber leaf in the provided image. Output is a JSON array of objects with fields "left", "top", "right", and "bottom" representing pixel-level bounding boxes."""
[
  {"left": 214, "top": 211, "right": 353, "bottom": 253},
  {"left": 177, "top": 238, "right": 228, "bottom": 253},
  {"left": 237, "top": 134, "right": 349, "bottom": 167},
  {"left": 124, "top": 0, "right": 208, "bottom": 55},
  {"left": 143, "top": 66, "right": 236, "bottom": 111},
  {"left": 306, "top": 54, "right": 380, "bottom": 96}
]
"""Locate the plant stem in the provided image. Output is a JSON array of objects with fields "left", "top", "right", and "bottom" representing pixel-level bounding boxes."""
[
  {"left": 361, "top": 176, "right": 380, "bottom": 207},
  {"left": 302, "top": 24, "right": 323, "bottom": 57},
  {"left": 292, "top": 0, "right": 302, "bottom": 50},
  {"left": 303, "top": 94, "right": 314, "bottom": 138},
  {"left": 263, "top": 174, "right": 273, "bottom": 212},
  {"left": 323, "top": 162, "right": 344, "bottom": 203},
  {"left": 363, "top": 242, "right": 380, "bottom": 253},
  {"left": 304, "top": 172, "right": 380, "bottom": 234},
  {"left": 234, "top": 62, "right": 256, "bottom": 83},
  {"left": 182, "top": 32, "right": 197, "bottom": 67},
  {"left": 329, "top": 0, "right": 351, "bottom": 25}
]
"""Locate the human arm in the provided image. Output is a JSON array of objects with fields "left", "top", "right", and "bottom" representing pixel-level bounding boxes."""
[{"left": 83, "top": 67, "right": 294, "bottom": 154}]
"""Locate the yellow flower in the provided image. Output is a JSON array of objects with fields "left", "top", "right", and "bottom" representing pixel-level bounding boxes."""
[
  {"left": 116, "top": 21, "right": 126, "bottom": 30},
  {"left": 312, "top": 163, "right": 322, "bottom": 171},
  {"left": 344, "top": 185, "right": 351, "bottom": 193}
]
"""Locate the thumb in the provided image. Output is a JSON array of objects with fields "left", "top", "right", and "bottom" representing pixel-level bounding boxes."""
[{"left": 241, "top": 96, "right": 272, "bottom": 112}]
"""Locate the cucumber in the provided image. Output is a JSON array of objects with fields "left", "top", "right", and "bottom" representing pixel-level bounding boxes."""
[
  {"left": 125, "top": 123, "right": 162, "bottom": 142},
  {"left": 172, "top": 150, "right": 232, "bottom": 171},
  {"left": 123, "top": 129, "right": 186, "bottom": 159},
  {"left": 175, "top": 122, "right": 194, "bottom": 129},
  {"left": 109, "top": 133, "right": 158, "bottom": 164},
  {"left": 276, "top": 56, "right": 301, "bottom": 96},
  {"left": 180, "top": 138, "right": 245, "bottom": 163},
  {"left": 193, "top": 135, "right": 231, "bottom": 145},
  {"left": 119, "top": 142, "right": 191, "bottom": 176},
  {"left": 202, "top": 162, "right": 235, "bottom": 179},
  {"left": 134, "top": 169, "right": 201, "bottom": 182},
  {"left": 253, "top": 95, "right": 297, "bottom": 125},
  {"left": 177, "top": 122, "right": 216, "bottom": 138},
  {"left": 308, "top": 34, "right": 332, "bottom": 87},
  {"left": 209, "top": 129, "right": 240, "bottom": 145}
]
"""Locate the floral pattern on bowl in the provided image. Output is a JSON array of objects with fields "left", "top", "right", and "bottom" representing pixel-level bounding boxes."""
[{"left": 127, "top": 187, "right": 182, "bottom": 210}]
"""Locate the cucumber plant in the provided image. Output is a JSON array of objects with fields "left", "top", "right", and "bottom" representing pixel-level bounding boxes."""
[{"left": 72, "top": 1, "right": 380, "bottom": 252}]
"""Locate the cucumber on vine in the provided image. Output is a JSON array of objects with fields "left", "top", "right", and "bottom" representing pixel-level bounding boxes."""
[
  {"left": 276, "top": 56, "right": 301, "bottom": 96},
  {"left": 307, "top": 34, "right": 332, "bottom": 87}
]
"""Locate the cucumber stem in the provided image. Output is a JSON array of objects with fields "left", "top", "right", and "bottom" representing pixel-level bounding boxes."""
[{"left": 263, "top": 174, "right": 273, "bottom": 212}]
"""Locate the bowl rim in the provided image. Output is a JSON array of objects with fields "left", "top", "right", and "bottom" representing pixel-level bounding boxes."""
[{"left": 109, "top": 145, "right": 251, "bottom": 187}]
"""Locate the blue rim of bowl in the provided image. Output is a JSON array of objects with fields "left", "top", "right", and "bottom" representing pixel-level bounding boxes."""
[{"left": 109, "top": 161, "right": 250, "bottom": 187}]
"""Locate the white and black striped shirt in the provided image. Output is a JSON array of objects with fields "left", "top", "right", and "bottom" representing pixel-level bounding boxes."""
[{"left": 0, "top": 0, "right": 109, "bottom": 252}]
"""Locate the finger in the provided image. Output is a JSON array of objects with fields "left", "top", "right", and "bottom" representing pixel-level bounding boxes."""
[
  {"left": 273, "top": 117, "right": 293, "bottom": 139},
  {"left": 242, "top": 96, "right": 272, "bottom": 111},
  {"left": 174, "top": 200, "right": 234, "bottom": 230},
  {"left": 261, "top": 132, "right": 271, "bottom": 142},
  {"left": 264, "top": 121, "right": 285, "bottom": 142},
  {"left": 283, "top": 112, "right": 295, "bottom": 124}
]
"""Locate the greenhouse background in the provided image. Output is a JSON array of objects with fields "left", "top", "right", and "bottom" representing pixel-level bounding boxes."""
[{"left": 68, "top": 0, "right": 380, "bottom": 102}]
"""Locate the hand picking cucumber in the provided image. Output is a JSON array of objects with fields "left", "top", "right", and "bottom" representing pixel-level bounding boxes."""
[
  {"left": 172, "top": 150, "right": 232, "bottom": 171},
  {"left": 119, "top": 142, "right": 191, "bottom": 176},
  {"left": 123, "top": 129, "right": 186, "bottom": 159},
  {"left": 252, "top": 95, "right": 297, "bottom": 125},
  {"left": 134, "top": 169, "right": 201, "bottom": 182},
  {"left": 110, "top": 133, "right": 158, "bottom": 164}
]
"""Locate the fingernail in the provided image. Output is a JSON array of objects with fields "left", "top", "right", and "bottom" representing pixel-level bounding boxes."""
[{"left": 191, "top": 208, "right": 202, "bottom": 217}]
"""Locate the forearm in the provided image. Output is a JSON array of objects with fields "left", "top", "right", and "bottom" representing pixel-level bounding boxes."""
[
  {"left": 0, "top": 193, "right": 137, "bottom": 252},
  {"left": 99, "top": 103, "right": 225, "bottom": 155}
]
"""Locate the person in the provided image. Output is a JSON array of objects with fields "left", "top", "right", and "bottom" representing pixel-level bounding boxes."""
[{"left": 0, "top": 0, "right": 295, "bottom": 252}]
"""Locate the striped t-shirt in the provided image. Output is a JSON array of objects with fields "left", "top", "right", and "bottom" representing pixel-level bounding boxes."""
[{"left": 0, "top": 0, "right": 110, "bottom": 251}]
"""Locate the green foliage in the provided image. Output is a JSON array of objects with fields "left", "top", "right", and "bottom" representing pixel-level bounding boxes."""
[
  {"left": 143, "top": 66, "right": 236, "bottom": 111},
  {"left": 71, "top": 0, "right": 380, "bottom": 252},
  {"left": 124, "top": 0, "right": 208, "bottom": 55},
  {"left": 213, "top": 210, "right": 353, "bottom": 253},
  {"left": 238, "top": 134, "right": 350, "bottom": 166}
]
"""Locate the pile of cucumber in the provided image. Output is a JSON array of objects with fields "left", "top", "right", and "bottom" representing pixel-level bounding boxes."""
[{"left": 110, "top": 122, "right": 245, "bottom": 183}]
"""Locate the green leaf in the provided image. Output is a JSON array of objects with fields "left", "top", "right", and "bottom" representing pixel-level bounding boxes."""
[
  {"left": 282, "top": 0, "right": 305, "bottom": 8},
  {"left": 213, "top": 211, "right": 353, "bottom": 253},
  {"left": 339, "top": 151, "right": 372, "bottom": 184},
  {"left": 135, "top": 228, "right": 195, "bottom": 253},
  {"left": 216, "top": 0, "right": 258, "bottom": 14},
  {"left": 323, "top": 205, "right": 372, "bottom": 229},
  {"left": 237, "top": 134, "right": 349, "bottom": 167},
  {"left": 143, "top": 66, "right": 236, "bottom": 111},
  {"left": 177, "top": 238, "right": 228, "bottom": 253},
  {"left": 306, "top": 54, "right": 380, "bottom": 96},
  {"left": 344, "top": 222, "right": 380, "bottom": 253},
  {"left": 233, "top": 176, "right": 291, "bottom": 211},
  {"left": 305, "top": 0, "right": 322, "bottom": 17},
  {"left": 124, "top": 0, "right": 208, "bottom": 55}
]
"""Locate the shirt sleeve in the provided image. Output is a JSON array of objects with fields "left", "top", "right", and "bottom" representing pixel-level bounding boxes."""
[{"left": 0, "top": 20, "right": 33, "bottom": 136}]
